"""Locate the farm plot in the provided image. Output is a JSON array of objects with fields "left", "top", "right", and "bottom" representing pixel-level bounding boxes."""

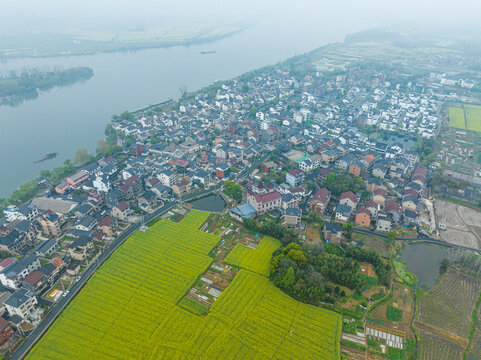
[
  {"left": 448, "top": 106, "right": 466, "bottom": 130},
  {"left": 430, "top": 268, "right": 481, "bottom": 314},
  {"left": 417, "top": 293, "right": 471, "bottom": 338},
  {"left": 417, "top": 329, "right": 464, "bottom": 360},
  {"left": 179, "top": 209, "right": 211, "bottom": 229},
  {"left": 28, "top": 214, "right": 341, "bottom": 360},
  {"left": 224, "top": 236, "right": 281, "bottom": 276},
  {"left": 465, "top": 104, "right": 481, "bottom": 133}
]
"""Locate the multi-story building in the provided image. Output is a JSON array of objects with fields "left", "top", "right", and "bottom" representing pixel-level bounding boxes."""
[
  {"left": 39, "top": 211, "right": 65, "bottom": 237},
  {"left": 286, "top": 169, "right": 304, "bottom": 187},
  {"left": 4, "top": 288, "right": 38, "bottom": 319},
  {"left": 0, "top": 317, "right": 15, "bottom": 345},
  {"left": 0, "top": 254, "right": 41, "bottom": 289},
  {"left": 247, "top": 191, "right": 282, "bottom": 214}
]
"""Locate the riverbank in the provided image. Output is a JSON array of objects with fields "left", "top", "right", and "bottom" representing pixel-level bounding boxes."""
[
  {"left": 0, "top": 66, "right": 93, "bottom": 107},
  {"left": 0, "top": 24, "right": 248, "bottom": 59}
]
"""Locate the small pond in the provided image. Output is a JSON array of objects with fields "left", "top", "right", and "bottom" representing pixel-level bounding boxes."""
[
  {"left": 397, "top": 243, "right": 449, "bottom": 289},
  {"left": 189, "top": 194, "right": 226, "bottom": 213}
]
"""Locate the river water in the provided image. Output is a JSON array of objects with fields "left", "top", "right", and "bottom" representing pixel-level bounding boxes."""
[{"left": 0, "top": 22, "right": 349, "bottom": 197}]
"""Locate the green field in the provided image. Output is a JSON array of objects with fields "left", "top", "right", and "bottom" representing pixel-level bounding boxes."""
[
  {"left": 28, "top": 210, "right": 341, "bottom": 359},
  {"left": 448, "top": 106, "right": 466, "bottom": 129},
  {"left": 224, "top": 236, "right": 281, "bottom": 276},
  {"left": 465, "top": 104, "right": 481, "bottom": 132},
  {"left": 386, "top": 305, "right": 403, "bottom": 322}
]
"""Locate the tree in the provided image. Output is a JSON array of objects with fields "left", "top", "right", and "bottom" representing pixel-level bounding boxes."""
[
  {"left": 119, "top": 111, "right": 135, "bottom": 122},
  {"left": 74, "top": 148, "right": 90, "bottom": 165},
  {"left": 282, "top": 267, "right": 296, "bottom": 287},
  {"left": 96, "top": 140, "right": 107, "bottom": 155},
  {"left": 39, "top": 169, "right": 52, "bottom": 180},
  {"left": 224, "top": 180, "right": 242, "bottom": 202}
]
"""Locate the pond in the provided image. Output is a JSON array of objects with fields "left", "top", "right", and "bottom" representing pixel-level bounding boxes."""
[
  {"left": 189, "top": 194, "right": 226, "bottom": 213},
  {"left": 397, "top": 243, "right": 449, "bottom": 289}
]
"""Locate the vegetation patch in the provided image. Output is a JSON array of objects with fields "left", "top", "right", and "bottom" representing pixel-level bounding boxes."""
[
  {"left": 386, "top": 305, "right": 403, "bottom": 322},
  {"left": 465, "top": 104, "right": 481, "bottom": 132},
  {"left": 224, "top": 236, "right": 280, "bottom": 276},
  {"left": 178, "top": 296, "right": 209, "bottom": 315},
  {"left": 393, "top": 260, "right": 417, "bottom": 284},
  {"left": 448, "top": 106, "right": 466, "bottom": 129}
]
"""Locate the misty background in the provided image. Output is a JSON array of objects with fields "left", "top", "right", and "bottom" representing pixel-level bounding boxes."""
[{"left": 2, "top": 0, "right": 481, "bottom": 46}]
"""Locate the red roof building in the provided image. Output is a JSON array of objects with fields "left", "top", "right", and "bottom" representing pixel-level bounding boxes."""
[
  {"left": 247, "top": 191, "right": 282, "bottom": 214},
  {"left": 310, "top": 188, "right": 331, "bottom": 214},
  {"left": 355, "top": 208, "right": 371, "bottom": 226},
  {"left": 0, "top": 317, "right": 14, "bottom": 346}
]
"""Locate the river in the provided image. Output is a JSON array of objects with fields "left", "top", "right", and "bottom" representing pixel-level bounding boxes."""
[{"left": 0, "top": 21, "right": 349, "bottom": 197}]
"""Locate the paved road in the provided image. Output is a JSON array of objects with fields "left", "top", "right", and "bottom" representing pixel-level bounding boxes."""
[
  {"left": 353, "top": 227, "right": 481, "bottom": 253},
  {"left": 10, "top": 154, "right": 268, "bottom": 359}
]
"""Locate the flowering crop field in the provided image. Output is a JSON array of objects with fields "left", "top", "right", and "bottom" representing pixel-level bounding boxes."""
[
  {"left": 448, "top": 106, "right": 465, "bottom": 129},
  {"left": 28, "top": 210, "right": 340, "bottom": 360},
  {"left": 224, "top": 236, "right": 281, "bottom": 276}
]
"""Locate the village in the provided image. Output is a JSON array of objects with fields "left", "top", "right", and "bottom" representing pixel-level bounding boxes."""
[{"left": 0, "top": 43, "right": 481, "bottom": 358}]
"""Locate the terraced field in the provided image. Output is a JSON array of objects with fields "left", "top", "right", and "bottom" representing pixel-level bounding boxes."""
[
  {"left": 430, "top": 269, "right": 481, "bottom": 314},
  {"left": 224, "top": 236, "right": 281, "bottom": 276},
  {"left": 417, "top": 293, "right": 471, "bottom": 338},
  {"left": 418, "top": 330, "right": 464, "bottom": 360},
  {"left": 28, "top": 210, "right": 341, "bottom": 359}
]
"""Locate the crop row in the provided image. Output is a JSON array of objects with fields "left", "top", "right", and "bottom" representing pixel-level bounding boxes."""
[
  {"left": 430, "top": 268, "right": 481, "bottom": 314},
  {"left": 224, "top": 236, "right": 280, "bottom": 276}
]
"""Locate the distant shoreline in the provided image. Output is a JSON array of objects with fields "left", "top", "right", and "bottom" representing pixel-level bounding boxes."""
[{"left": 0, "top": 26, "right": 249, "bottom": 61}]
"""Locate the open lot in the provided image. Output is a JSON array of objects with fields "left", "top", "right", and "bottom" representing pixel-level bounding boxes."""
[
  {"left": 28, "top": 210, "right": 341, "bottom": 359},
  {"left": 435, "top": 199, "right": 481, "bottom": 250}
]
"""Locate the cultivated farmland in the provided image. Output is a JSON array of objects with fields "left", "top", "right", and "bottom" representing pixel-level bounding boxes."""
[
  {"left": 418, "top": 329, "right": 464, "bottom": 360},
  {"left": 224, "top": 236, "right": 280, "bottom": 276},
  {"left": 417, "top": 293, "right": 471, "bottom": 338},
  {"left": 430, "top": 268, "right": 481, "bottom": 314},
  {"left": 28, "top": 210, "right": 341, "bottom": 359},
  {"left": 465, "top": 104, "right": 481, "bottom": 132},
  {"left": 448, "top": 106, "right": 466, "bottom": 130}
]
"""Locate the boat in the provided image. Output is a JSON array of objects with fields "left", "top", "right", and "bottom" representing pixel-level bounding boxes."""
[
  {"left": 34, "top": 152, "right": 58, "bottom": 163},
  {"left": 200, "top": 51, "right": 216, "bottom": 55}
]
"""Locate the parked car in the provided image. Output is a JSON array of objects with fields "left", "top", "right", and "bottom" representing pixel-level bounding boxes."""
[{"left": 62, "top": 290, "right": 70, "bottom": 297}]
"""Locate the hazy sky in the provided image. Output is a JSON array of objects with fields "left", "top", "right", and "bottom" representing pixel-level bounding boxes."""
[{"left": 1, "top": 0, "right": 481, "bottom": 37}]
